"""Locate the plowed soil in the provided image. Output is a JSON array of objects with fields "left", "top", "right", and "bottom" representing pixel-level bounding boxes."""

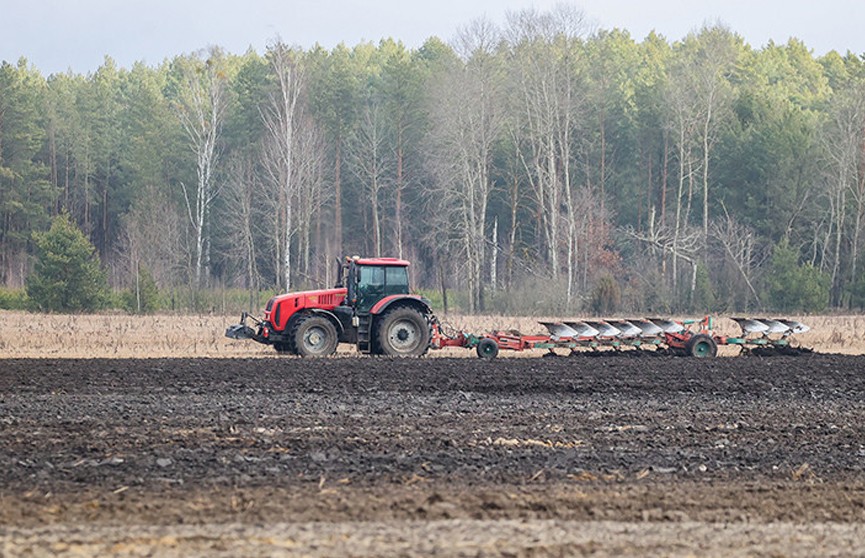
[{"left": 3, "top": 354, "right": 865, "bottom": 556}]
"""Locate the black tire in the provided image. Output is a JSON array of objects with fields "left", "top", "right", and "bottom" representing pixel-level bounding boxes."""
[
  {"left": 476, "top": 338, "right": 499, "bottom": 359},
  {"left": 686, "top": 333, "right": 717, "bottom": 358},
  {"left": 375, "top": 306, "right": 431, "bottom": 357},
  {"left": 292, "top": 315, "right": 338, "bottom": 357}
]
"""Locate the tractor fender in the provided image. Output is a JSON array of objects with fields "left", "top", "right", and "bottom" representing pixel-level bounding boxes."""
[
  {"left": 286, "top": 308, "right": 345, "bottom": 336},
  {"left": 370, "top": 294, "right": 432, "bottom": 317}
]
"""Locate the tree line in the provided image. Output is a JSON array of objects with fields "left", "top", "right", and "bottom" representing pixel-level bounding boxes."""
[{"left": 2, "top": 6, "right": 865, "bottom": 314}]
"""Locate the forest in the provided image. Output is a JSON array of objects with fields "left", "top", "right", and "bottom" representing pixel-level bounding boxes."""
[{"left": 2, "top": 6, "right": 865, "bottom": 315}]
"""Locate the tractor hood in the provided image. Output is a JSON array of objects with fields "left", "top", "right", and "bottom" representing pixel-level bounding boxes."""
[{"left": 264, "top": 287, "right": 348, "bottom": 332}]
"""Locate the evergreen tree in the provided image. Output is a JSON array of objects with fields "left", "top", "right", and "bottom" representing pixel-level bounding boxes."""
[
  {"left": 764, "top": 239, "right": 830, "bottom": 313},
  {"left": 0, "top": 59, "right": 54, "bottom": 284},
  {"left": 26, "top": 213, "right": 108, "bottom": 311}
]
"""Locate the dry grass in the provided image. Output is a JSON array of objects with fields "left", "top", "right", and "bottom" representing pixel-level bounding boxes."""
[
  {"left": 0, "top": 311, "right": 271, "bottom": 359},
  {"left": 0, "top": 310, "right": 860, "bottom": 359}
]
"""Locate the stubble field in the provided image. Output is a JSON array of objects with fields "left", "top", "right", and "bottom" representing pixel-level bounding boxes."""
[
  {"left": 1, "top": 310, "right": 862, "bottom": 358},
  {"left": 2, "top": 311, "right": 865, "bottom": 556}
]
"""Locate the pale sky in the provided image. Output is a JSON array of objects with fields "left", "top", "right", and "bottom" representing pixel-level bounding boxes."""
[{"left": 2, "top": 0, "right": 864, "bottom": 75}]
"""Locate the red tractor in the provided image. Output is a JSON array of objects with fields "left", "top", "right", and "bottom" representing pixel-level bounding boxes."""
[{"left": 226, "top": 257, "right": 434, "bottom": 357}]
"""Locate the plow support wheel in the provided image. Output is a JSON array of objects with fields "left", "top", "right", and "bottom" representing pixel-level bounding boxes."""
[
  {"left": 687, "top": 334, "right": 718, "bottom": 358},
  {"left": 476, "top": 338, "right": 500, "bottom": 359}
]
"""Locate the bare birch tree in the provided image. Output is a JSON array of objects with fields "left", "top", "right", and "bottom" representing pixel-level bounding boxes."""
[
  {"left": 122, "top": 184, "right": 187, "bottom": 294},
  {"left": 222, "top": 155, "right": 261, "bottom": 309},
  {"left": 505, "top": 5, "right": 588, "bottom": 303},
  {"left": 170, "top": 47, "right": 229, "bottom": 288},
  {"left": 427, "top": 17, "right": 505, "bottom": 312},
  {"left": 847, "top": 88, "right": 865, "bottom": 288},
  {"left": 664, "top": 65, "right": 700, "bottom": 292},
  {"left": 660, "top": 25, "right": 739, "bottom": 300},
  {"left": 260, "top": 41, "right": 305, "bottom": 291},
  {"left": 348, "top": 98, "right": 390, "bottom": 257},
  {"left": 710, "top": 211, "right": 761, "bottom": 308},
  {"left": 690, "top": 26, "right": 739, "bottom": 246},
  {"left": 294, "top": 112, "right": 329, "bottom": 281},
  {"left": 259, "top": 46, "right": 328, "bottom": 288},
  {"left": 821, "top": 81, "right": 865, "bottom": 304}
]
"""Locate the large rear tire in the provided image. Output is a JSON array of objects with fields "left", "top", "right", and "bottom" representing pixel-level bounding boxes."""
[
  {"left": 376, "top": 307, "right": 431, "bottom": 357},
  {"left": 292, "top": 315, "right": 338, "bottom": 357},
  {"left": 686, "top": 333, "right": 717, "bottom": 358}
]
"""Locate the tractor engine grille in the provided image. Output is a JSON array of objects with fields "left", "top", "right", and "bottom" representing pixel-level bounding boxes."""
[{"left": 316, "top": 293, "right": 340, "bottom": 306}]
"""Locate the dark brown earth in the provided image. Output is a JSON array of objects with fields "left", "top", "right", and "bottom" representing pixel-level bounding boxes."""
[{"left": 3, "top": 354, "right": 865, "bottom": 556}]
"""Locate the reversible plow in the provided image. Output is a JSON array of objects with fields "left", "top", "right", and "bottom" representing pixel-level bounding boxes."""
[{"left": 432, "top": 316, "right": 812, "bottom": 359}]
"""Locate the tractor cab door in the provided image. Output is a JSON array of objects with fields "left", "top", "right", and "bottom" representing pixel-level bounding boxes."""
[{"left": 355, "top": 264, "right": 409, "bottom": 314}]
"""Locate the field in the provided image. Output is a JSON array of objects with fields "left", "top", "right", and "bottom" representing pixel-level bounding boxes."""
[
  {"left": 2, "top": 310, "right": 864, "bottom": 358},
  {"left": 2, "top": 312, "right": 865, "bottom": 556}
]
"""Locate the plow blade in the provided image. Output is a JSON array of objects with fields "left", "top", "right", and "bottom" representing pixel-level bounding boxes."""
[
  {"left": 584, "top": 321, "right": 622, "bottom": 338},
  {"left": 564, "top": 322, "right": 601, "bottom": 338},
  {"left": 629, "top": 319, "right": 665, "bottom": 338},
  {"left": 539, "top": 321, "right": 581, "bottom": 339},
  {"left": 732, "top": 318, "right": 770, "bottom": 335},
  {"left": 778, "top": 319, "right": 810, "bottom": 334},
  {"left": 649, "top": 318, "right": 685, "bottom": 334},
  {"left": 754, "top": 319, "right": 792, "bottom": 335},
  {"left": 606, "top": 320, "right": 642, "bottom": 338}
]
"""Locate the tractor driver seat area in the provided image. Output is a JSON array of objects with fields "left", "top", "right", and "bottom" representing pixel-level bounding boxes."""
[
  {"left": 356, "top": 264, "right": 411, "bottom": 314},
  {"left": 357, "top": 266, "right": 385, "bottom": 313}
]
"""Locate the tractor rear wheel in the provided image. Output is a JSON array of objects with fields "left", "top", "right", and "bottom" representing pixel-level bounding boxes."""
[
  {"left": 686, "top": 333, "right": 717, "bottom": 358},
  {"left": 376, "top": 307, "right": 431, "bottom": 357},
  {"left": 292, "top": 315, "right": 338, "bottom": 357}
]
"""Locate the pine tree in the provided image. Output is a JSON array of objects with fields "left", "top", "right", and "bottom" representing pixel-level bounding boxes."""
[
  {"left": 26, "top": 213, "right": 109, "bottom": 312},
  {"left": 765, "top": 239, "right": 830, "bottom": 313}
]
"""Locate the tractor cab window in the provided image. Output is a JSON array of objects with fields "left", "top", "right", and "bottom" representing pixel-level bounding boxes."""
[
  {"left": 355, "top": 265, "right": 409, "bottom": 313},
  {"left": 356, "top": 266, "right": 384, "bottom": 312},
  {"left": 359, "top": 265, "right": 385, "bottom": 290},
  {"left": 384, "top": 266, "right": 409, "bottom": 295}
]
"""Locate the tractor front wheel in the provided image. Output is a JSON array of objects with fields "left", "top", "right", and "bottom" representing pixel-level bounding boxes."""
[
  {"left": 686, "top": 333, "right": 717, "bottom": 358},
  {"left": 376, "top": 307, "right": 431, "bottom": 357},
  {"left": 292, "top": 315, "right": 338, "bottom": 357}
]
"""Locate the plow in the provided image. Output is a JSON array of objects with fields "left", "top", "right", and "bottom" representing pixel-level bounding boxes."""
[{"left": 432, "top": 316, "right": 812, "bottom": 359}]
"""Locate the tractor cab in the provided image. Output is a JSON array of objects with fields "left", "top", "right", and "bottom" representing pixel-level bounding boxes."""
[
  {"left": 340, "top": 257, "right": 411, "bottom": 314},
  {"left": 333, "top": 256, "right": 431, "bottom": 355}
]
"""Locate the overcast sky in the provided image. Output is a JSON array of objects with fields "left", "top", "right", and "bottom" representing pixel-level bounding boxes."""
[{"left": 2, "top": 0, "right": 864, "bottom": 75}]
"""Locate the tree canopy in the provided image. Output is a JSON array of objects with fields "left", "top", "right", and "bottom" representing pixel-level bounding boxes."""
[{"left": 3, "top": 12, "right": 865, "bottom": 314}]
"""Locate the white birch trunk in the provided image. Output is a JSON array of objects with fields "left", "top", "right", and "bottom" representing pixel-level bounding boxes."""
[{"left": 174, "top": 47, "right": 227, "bottom": 289}]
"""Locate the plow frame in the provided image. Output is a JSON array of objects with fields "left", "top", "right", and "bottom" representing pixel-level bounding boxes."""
[{"left": 467, "top": 330, "right": 668, "bottom": 359}]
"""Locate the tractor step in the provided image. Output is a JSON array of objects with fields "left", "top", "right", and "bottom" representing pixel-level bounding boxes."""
[{"left": 356, "top": 314, "right": 372, "bottom": 353}]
